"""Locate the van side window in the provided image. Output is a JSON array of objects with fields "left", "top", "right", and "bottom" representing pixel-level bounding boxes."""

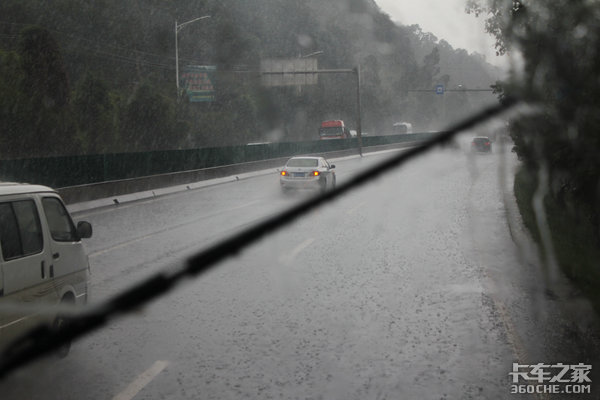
[
  {"left": 13, "top": 201, "right": 44, "bottom": 255},
  {"left": 0, "top": 203, "right": 21, "bottom": 260},
  {"left": 42, "top": 197, "right": 77, "bottom": 242},
  {"left": 0, "top": 200, "right": 43, "bottom": 260}
]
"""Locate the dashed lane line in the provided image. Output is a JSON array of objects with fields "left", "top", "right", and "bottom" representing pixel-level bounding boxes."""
[
  {"left": 279, "top": 238, "right": 315, "bottom": 265},
  {"left": 89, "top": 201, "right": 260, "bottom": 258},
  {"left": 346, "top": 201, "right": 367, "bottom": 215},
  {"left": 112, "top": 360, "right": 169, "bottom": 400}
]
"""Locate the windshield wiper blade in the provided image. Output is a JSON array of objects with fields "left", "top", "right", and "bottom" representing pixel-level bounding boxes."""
[{"left": 0, "top": 97, "right": 519, "bottom": 379}]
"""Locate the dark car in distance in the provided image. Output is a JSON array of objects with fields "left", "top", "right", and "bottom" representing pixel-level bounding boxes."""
[{"left": 471, "top": 136, "right": 492, "bottom": 153}]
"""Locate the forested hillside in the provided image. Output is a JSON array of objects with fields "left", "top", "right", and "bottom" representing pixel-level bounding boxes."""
[{"left": 0, "top": 0, "right": 504, "bottom": 158}]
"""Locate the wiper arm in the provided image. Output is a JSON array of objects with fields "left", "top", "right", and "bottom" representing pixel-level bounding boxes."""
[{"left": 0, "top": 97, "right": 519, "bottom": 379}]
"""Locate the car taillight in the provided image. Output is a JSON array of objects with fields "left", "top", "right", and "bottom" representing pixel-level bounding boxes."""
[
  {"left": 486, "top": 142, "right": 490, "bottom": 145},
  {"left": 312, "top": 171, "right": 320, "bottom": 176}
]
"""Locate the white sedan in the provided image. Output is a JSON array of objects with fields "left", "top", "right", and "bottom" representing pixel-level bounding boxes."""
[{"left": 279, "top": 156, "right": 336, "bottom": 194}]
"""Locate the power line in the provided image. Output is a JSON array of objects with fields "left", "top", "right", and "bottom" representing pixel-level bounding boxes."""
[{"left": 0, "top": 20, "right": 213, "bottom": 72}]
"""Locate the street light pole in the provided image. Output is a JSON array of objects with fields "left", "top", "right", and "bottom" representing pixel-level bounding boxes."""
[{"left": 175, "top": 15, "right": 211, "bottom": 95}]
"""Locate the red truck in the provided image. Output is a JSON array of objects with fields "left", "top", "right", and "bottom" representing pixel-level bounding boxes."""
[{"left": 319, "top": 120, "right": 351, "bottom": 139}]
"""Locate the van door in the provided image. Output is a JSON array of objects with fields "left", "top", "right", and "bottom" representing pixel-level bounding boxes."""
[
  {"left": 0, "top": 199, "right": 57, "bottom": 353},
  {"left": 41, "top": 196, "right": 89, "bottom": 302}
]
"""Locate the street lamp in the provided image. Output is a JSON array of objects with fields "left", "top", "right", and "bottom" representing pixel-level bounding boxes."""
[{"left": 175, "top": 15, "right": 211, "bottom": 94}]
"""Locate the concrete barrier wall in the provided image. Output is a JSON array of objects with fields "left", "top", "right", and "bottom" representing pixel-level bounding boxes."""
[{"left": 58, "top": 140, "right": 419, "bottom": 204}]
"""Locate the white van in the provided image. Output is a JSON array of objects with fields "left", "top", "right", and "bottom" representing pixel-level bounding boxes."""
[{"left": 0, "top": 182, "right": 92, "bottom": 358}]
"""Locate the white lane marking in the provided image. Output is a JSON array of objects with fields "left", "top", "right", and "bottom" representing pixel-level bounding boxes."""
[
  {"left": 279, "top": 238, "right": 315, "bottom": 265},
  {"left": 89, "top": 201, "right": 260, "bottom": 258},
  {"left": 346, "top": 201, "right": 367, "bottom": 215},
  {"left": 112, "top": 360, "right": 169, "bottom": 400}
]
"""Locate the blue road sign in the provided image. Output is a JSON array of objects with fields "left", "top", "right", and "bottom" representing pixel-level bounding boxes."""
[{"left": 435, "top": 85, "right": 444, "bottom": 95}]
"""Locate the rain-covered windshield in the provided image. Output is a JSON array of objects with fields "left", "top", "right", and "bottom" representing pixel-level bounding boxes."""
[{"left": 1, "top": 1, "right": 599, "bottom": 399}]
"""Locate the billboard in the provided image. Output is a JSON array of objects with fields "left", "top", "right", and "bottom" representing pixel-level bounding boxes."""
[
  {"left": 261, "top": 58, "right": 318, "bottom": 87},
  {"left": 180, "top": 65, "right": 216, "bottom": 102}
]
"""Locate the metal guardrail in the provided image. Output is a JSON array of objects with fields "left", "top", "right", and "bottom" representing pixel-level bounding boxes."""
[{"left": 0, "top": 133, "right": 439, "bottom": 203}]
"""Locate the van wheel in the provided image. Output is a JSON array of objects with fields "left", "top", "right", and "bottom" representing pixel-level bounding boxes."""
[{"left": 53, "top": 298, "right": 73, "bottom": 358}]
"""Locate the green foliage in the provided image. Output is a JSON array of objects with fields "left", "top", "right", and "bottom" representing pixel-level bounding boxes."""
[
  {"left": 475, "top": 0, "right": 600, "bottom": 211},
  {"left": 0, "top": 25, "right": 79, "bottom": 157},
  {"left": 121, "top": 83, "right": 180, "bottom": 151},
  {"left": 72, "top": 72, "right": 116, "bottom": 153},
  {"left": 0, "top": 50, "right": 25, "bottom": 158},
  {"left": 465, "top": 0, "right": 525, "bottom": 56},
  {"left": 515, "top": 168, "right": 600, "bottom": 315},
  {"left": 18, "top": 26, "right": 70, "bottom": 108},
  {"left": 472, "top": 0, "right": 600, "bottom": 311}
]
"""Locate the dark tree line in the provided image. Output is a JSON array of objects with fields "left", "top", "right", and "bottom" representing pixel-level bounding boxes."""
[
  {"left": 0, "top": 0, "right": 502, "bottom": 158},
  {"left": 467, "top": 0, "right": 600, "bottom": 310},
  {"left": 468, "top": 0, "right": 600, "bottom": 230}
]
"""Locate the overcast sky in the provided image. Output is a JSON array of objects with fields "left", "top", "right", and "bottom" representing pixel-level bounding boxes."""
[{"left": 375, "top": 0, "right": 508, "bottom": 68}]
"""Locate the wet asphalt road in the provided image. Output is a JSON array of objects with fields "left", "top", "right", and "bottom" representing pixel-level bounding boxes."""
[{"left": 1, "top": 140, "right": 599, "bottom": 399}]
